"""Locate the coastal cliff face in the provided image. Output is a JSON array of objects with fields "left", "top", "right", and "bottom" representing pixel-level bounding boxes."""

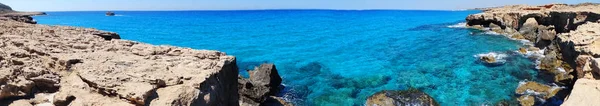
[
  {"left": 0, "top": 17, "right": 241, "bottom": 105},
  {"left": 465, "top": 3, "right": 600, "bottom": 106}
]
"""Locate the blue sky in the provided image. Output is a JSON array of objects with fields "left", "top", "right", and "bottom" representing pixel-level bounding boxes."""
[{"left": 2, "top": 0, "right": 598, "bottom": 11}]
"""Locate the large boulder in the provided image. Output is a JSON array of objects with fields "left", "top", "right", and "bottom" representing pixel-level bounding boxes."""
[
  {"left": 239, "top": 63, "right": 286, "bottom": 106},
  {"left": 366, "top": 89, "right": 439, "bottom": 106},
  {"left": 248, "top": 63, "right": 283, "bottom": 95},
  {"left": 562, "top": 79, "right": 600, "bottom": 106},
  {"left": 520, "top": 18, "right": 539, "bottom": 41}
]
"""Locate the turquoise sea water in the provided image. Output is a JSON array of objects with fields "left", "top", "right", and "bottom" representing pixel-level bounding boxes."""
[{"left": 35, "top": 10, "right": 549, "bottom": 105}]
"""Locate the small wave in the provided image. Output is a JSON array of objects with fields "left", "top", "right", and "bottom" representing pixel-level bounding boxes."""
[
  {"left": 474, "top": 52, "right": 508, "bottom": 64},
  {"left": 482, "top": 31, "right": 502, "bottom": 35},
  {"left": 524, "top": 48, "right": 545, "bottom": 59},
  {"left": 447, "top": 22, "right": 467, "bottom": 28},
  {"left": 114, "top": 15, "right": 124, "bottom": 16}
]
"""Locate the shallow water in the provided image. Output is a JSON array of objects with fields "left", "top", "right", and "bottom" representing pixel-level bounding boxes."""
[{"left": 35, "top": 10, "right": 548, "bottom": 105}]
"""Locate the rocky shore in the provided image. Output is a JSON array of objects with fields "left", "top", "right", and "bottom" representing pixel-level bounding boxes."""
[
  {"left": 465, "top": 3, "right": 600, "bottom": 106},
  {"left": 0, "top": 3, "right": 290, "bottom": 106}
]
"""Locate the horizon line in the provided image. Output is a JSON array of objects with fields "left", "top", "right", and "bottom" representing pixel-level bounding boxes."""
[{"left": 31, "top": 8, "right": 478, "bottom": 12}]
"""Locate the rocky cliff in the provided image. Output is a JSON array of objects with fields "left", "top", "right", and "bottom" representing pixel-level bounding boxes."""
[
  {"left": 0, "top": 18, "right": 243, "bottom": 105},
  {"left": 465, "top": 3, "right": 600, "bottom": 106}
]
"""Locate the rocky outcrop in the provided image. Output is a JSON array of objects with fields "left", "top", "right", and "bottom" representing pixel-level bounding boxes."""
[
  {"left": 238, "top": 64, "right": 290, "bottom": 106},
  {"left": 0, "top": 3, "right": 46, "bottom": 24},
  {"left": 562, "top": 79, "right": 600, "bottom": 106},
  {"left": 466, "top": 3, "right": 600, "bottom": 105},
  {"left": 515, "top": 81, "right": 563, "bottom": 106},
  {"left": 365, "top": 89, "right": 439, "bottom": 106},
  {"left": 0, "top": 18, "right": 240, "bottom": 105}
]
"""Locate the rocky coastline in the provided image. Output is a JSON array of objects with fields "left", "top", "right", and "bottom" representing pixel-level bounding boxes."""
[
  {"left": 0, "top": 3, "right": 290, "bottom": 106},
  {"left": 464, "top": 3, "right": 600, "bottom": 106},
  {"left": 3, "top": 2, "right": 600, "bottom": 106}
]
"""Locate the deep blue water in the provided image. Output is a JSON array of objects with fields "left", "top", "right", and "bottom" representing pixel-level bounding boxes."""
[{"left": 35, "top": 10, "right": 547, "bottom": 105}]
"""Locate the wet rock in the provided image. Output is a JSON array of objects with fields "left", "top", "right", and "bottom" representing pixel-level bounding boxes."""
[
  {"left": 480, "top": 54, "right": 496, "bottom": 64},
  {"left": 263, "top": 96, "right": 294, "bottom": 106},
  {"left": 539, "top": 52, "right": 562, "bottom": 73},
  {"left": 511, "top": 33, "right": 526, "bottom": 39},
  {"left": 517, "top": 95, "right": 535, "bottom": 106},
  {"left": 519, "top": 48, "right": 528, "bottom": 54},
  {"left": 562, "top": 79, "right": 600, "bottom": 105},
  {"left": 515, "top": 81, "right": 562, "bottom": 99},
  {"left": 366, "top": 89, "right": 439, "bottom": 106}
]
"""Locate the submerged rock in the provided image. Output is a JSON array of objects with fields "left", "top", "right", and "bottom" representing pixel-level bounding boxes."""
[
  {"left": 366, "top": 89, "right": 439, "bottom": 106},
  {"left": 476, "top": 52, "right": 508, "bottom": 66},
  {"left": 517, "top": 95, "right": 535, "bottom": 106}
]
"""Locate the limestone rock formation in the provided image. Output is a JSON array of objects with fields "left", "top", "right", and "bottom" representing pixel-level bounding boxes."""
[
  {"left": 0, "top": 18, "right": 239, "bottom": 106},
  {"left": 366, "top": 89, "right": 439, "bottom": 106},
  {"left": 562, "top": 79, "right": 600, "bottom": 106},
  {"left": 558, "top": 22, "right": 600, "bottom": 58},
  {"left": 466, "top": 3, "right": 600, "bottom": 105},
  {"left": 238, "top": 64, "right": 288, "bottom": 106}
]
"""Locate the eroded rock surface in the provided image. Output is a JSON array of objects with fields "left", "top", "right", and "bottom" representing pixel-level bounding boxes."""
[
  {"left": 466, "top": 3, "right": 600, "bottom": 105},
  {"left": 0, "top": 18, "right": 239, "bottom": 105},
  {"left": 562, "top": 79, "right": 600, "bottom": 106}
]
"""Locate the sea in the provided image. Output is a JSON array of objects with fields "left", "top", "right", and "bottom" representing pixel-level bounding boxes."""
[{"left": 34, "top": 10, "right": 551, "bottom": 106}]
